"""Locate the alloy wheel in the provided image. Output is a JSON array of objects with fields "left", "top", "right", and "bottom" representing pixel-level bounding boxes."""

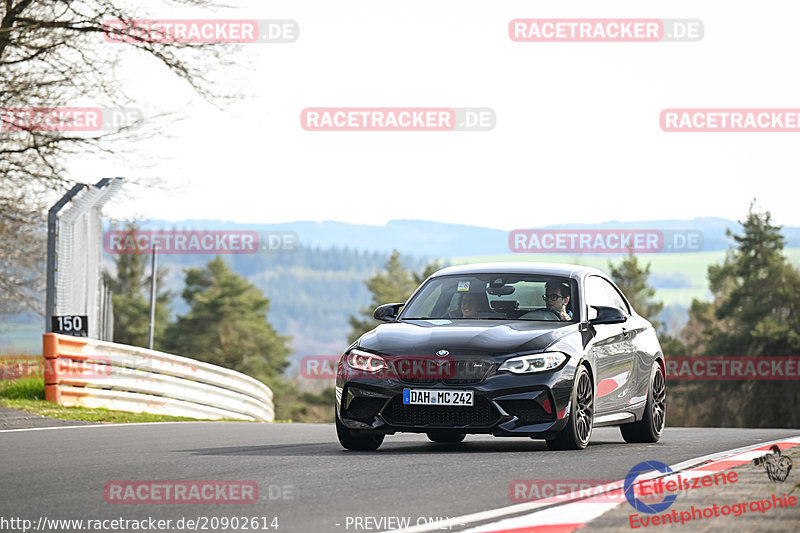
[
  {"left": 651, "top": 368, "right": 666, "bottom": 434},
  {"left": 575, "top": 371, "right": 593, "bottom": 443}
]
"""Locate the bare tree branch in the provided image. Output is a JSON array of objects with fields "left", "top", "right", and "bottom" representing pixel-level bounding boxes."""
[{"left": 0, "top": 0, "right": 242, "bottom": 315}]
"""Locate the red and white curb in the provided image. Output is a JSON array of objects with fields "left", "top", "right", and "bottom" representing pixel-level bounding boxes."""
[
  {"left": 386, "top": 435, "right": 800, "bottom": 533},
  {"left": 463, "top": 435, "right": 800, "bottom": 533}
]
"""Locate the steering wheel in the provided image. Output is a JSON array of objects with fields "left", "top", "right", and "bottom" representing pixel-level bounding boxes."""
[{"left": 522, "top": 308, "right": 562, "bottom": 321}]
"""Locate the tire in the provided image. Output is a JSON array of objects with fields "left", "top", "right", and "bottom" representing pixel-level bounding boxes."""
[
  {"left": 336, "top": 415, "right": 384, "bottom": 451},
  {"left": 620, "top": 363, "right": 665, "bottom": 443},
  {"left": 546, "top": 365, "right": 594, "bottom": 450},
  {"left": 426, "top": 431, "right": 466, "bottom": 443}
]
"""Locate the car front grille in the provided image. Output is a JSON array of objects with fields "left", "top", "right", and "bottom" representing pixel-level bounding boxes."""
[
  {"left": 444, "top": 360, "right": 493, "bottom": 384},
  {"left": 393, "top": 358, "right": 493, "bottom": 385},
  {"left": 383, "top": 395, "right": 499, "bottom": 427}
]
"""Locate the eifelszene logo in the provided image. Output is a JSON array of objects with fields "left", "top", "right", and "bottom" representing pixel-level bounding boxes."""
[{"left": 624, "top": 461, "right": 677, "bottom": 514}]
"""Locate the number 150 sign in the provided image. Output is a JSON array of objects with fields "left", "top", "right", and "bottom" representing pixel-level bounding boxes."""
[{"left": 52, "top": 315, "right": 88, "bottom": 337}]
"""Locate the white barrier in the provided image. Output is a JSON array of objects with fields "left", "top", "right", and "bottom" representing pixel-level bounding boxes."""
[{"left": 43, "top": 334, "right": 274, "bottom": 422}]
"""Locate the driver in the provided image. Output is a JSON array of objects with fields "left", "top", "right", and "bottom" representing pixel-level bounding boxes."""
[
  {"left": 460, "top": 292, "right": 486, "bottom": 318},
  {"left": 543, "top": 281, "right": 572, "bottom": 321}
]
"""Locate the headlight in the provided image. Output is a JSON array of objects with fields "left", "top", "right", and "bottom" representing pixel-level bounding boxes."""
[
  {"left": 498, "top": 352, "right": 567, "bottom": 374},
  {"left": 346, "top": 349, "right": 387, "bottom": 373}
]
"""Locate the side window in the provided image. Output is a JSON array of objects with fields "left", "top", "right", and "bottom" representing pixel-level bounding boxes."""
[
  {"left": 586, "top": 277, "right": 612, "bottom": 307},
  {"left": 585, "top": 276, "right": 612, "bottom": 319},
  {"left": 601, "top": 279, "right": 630, "bottom": 315}
]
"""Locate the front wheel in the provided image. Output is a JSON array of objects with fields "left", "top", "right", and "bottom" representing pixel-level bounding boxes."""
[
  {"left": 546, "top": 365, "right": 593, "bottom": 450},
  {"left": 336, "top": 415, "right": 384, "bottom": 451},
  {"left": 620, "top": 363, "right": 665, "bottom": 443}
]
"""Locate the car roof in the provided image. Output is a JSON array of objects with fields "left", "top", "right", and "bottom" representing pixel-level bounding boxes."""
[{"left": 430, "top": 262, "right": 607, "bottom": 280}]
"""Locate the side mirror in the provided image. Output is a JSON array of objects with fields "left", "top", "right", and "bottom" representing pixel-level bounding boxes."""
[
  {"left": 373, "top": 303, "right": 404, "bottom": 322},
  {"left": 589, "top": 305, "right": 627, "bottom": 325}
]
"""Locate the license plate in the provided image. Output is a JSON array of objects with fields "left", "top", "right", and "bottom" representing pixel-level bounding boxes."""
[{"left": 402, "top": 389, "right": 474, "bottom": 407}]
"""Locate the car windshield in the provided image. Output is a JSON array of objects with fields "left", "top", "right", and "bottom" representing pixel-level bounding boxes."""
[{"left": 400, "top": 274, "right": 579, "bottom": 322}]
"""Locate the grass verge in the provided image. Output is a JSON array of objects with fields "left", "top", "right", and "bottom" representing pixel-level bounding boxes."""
[{"left": 0, "top": 378, "right": 207, "bottom": 423}]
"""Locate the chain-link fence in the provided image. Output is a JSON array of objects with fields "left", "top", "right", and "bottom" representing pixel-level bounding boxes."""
[{"left": 45, "top": 178, "right": 124, "bottom": 340}]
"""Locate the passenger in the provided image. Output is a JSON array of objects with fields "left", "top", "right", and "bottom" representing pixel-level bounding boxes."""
[
  {"left": 460, "top": 292, "right": 489, "bottom": 318},
  {"left": 543, "top": 281, "right": 572, "bottom": 321}
]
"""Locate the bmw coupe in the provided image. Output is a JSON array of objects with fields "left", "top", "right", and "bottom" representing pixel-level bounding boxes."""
[{"left": 335, "top": 263, "right": 666, "bottom": 451}]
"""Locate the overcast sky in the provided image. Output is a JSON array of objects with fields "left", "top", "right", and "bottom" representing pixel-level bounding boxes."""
[{"left": 70, "top": 1, "right": 800, "bottom": 232}]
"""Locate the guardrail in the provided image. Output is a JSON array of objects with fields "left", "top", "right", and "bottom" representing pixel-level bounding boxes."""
[{"left": 43, "top": 334, "right": 274, "bottom": 421}]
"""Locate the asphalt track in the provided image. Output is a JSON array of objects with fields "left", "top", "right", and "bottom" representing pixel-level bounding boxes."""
[{"left": 1, "top": 423, "right": 798, "bottom": 532}]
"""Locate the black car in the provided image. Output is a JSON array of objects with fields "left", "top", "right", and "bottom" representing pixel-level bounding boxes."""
[{"left": 335, "top": 262, "right": 666, "bottom": 450}]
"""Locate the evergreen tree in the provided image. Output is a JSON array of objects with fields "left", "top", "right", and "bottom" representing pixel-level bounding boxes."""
[
  {"left": 163, "top": 256, "right": 290, "bottom": 388},
  {"left": 347, "top": 250, "right": 440, "bottom": 343},
  {"left": 608, "top": 252, "right": 686, "bottom": 360},
  {"left": 680, "top": 202, "right": 800, "bottom": 427},
  {"left": 103, "top": 221, "right": 171, "bottom": 348},
  {"left": 608, "top": 252, "right": 664, "bottom": 329},
  {"left": 705, "top": 205, "right": 800, "bottom": 356}
]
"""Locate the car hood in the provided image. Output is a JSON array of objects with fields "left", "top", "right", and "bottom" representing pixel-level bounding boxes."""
[{"left": 357, "top": 319, "right": 576, "bottom": 358}]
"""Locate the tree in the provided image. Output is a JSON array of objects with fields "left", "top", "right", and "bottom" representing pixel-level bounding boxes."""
[
  {"left": 103, "top": 221, "right": 172, "bottom": 348},
  {"left": 607, "top": 252, "right": 686, "bottom": 360},
  {"left": 163, "top": 257, "right": 291, "bottom": 388},
  {"left": 608, "top": 252, "right": 664, "bottom": 329},
  {"left": 347, "top": 250, "right": 440, "bottom": 343},
  {"left": 0, "top": 212, "right": 45, "bottom": 314},
  {"left": 704, "top": 205, "right": 800, "bottom": 356},
  {"left": 0, "top": 0, "right": 238, "bottom": 314},
  {"left": 679, "top": 202, "right": 800, "bottom": 427}
]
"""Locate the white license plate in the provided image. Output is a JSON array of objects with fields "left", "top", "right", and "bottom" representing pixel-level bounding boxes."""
[{"left": 402, "top": 389, "right": 474, "bottom": 407}]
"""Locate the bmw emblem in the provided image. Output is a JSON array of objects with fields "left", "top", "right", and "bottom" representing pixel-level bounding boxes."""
[{"left": 436, "top": 350, "right": 450, "bottom": 357}]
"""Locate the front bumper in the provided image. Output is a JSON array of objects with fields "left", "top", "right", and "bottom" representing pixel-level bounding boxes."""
[{"left": 336, "top": 356, "right": 578, "bottom": 438}]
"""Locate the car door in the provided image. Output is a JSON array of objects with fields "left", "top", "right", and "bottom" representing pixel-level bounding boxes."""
[{"left": 585, "top": 275, "right": 635, "bottom": 414}]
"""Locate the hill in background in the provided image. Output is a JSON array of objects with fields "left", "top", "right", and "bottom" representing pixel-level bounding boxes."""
[
  {"left": 5, "top": 218, "right": 800, "bottom": 379},
  {"left": 136, "top": 216, "right": 800, "bottom": 256}
]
